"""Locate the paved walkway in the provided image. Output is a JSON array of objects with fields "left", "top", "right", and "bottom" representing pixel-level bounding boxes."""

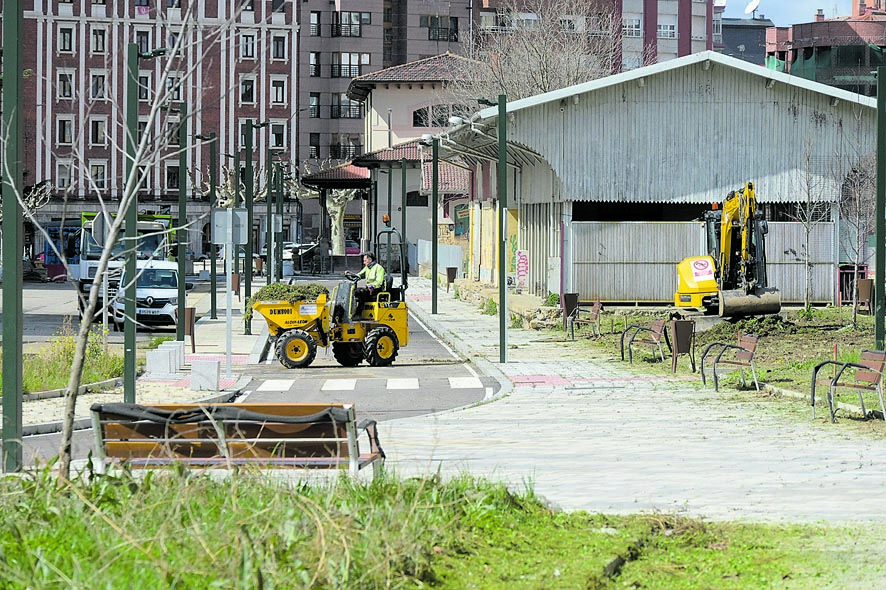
[
  {"left": 127, "top": 275, "right": 886, "bottom": 523},
  {"left": 379, "top": 279, "right": 886, "bottom": 524}
]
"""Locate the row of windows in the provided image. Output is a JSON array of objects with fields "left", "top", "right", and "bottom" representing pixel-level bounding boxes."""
[
  {"left": 60, "top": 0, "right": 286, "bottom": 10},
  {"left": 308, "top": 11, "right": 372, "bottom": 37},
  {"left": 58, "top": 28, "right": 291, "bottom": 61},
  {"left": 57, "top": 115, "right": 290, "bottom": 150},
  {"left": 306, "top": 133, "right": 361, "bottom": 160},
  {"left": 54, "top": 161, "right": 183, "bottom": 192},
  {"left": 308, "top": 52, "right": 371, "bottom": 78}
]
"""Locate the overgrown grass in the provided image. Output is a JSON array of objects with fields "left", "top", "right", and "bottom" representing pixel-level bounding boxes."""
[
  {"left": 481, "top": 298, "right": 498, "bottom": 316},
  {"left": 0, "top": 470, "right": 881, "bottom": 589},
  {"left": 0, "top": 318, "right": 124, "bottom": 395}
]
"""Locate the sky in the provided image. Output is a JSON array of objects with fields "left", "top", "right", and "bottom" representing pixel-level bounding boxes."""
[{"left": 721, "top": 0, "right": 854, "bottom": 27}]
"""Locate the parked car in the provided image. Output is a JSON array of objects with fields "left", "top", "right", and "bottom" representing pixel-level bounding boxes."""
[
  {"left": 110, "top": 260, "right": 193, "bottom": 329},
  {"left": 260, "top": 242, "right": 297, "bottom": 257}
]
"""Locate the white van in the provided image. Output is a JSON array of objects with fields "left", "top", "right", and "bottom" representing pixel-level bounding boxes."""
[{"left": 110, "top": 260, "right": 188, "bottom": 328}]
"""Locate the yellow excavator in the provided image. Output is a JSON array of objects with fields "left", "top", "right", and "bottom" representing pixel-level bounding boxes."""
[{"left": 674, "top": 182, "right": 781, "bottom": 317}]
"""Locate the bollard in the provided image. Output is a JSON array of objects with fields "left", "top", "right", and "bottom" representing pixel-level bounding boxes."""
[
  {"left": 446, "top": 267, "right": 458, "bottom": 292},
  {"left": 184, "top": 306, "right": 197, "bottom": 353},
  {"left": 232, "top": 273, "right": 241, "bottom": 301}
]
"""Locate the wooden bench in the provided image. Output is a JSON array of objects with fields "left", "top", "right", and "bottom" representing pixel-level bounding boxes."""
[
  {"left": 700, "top": 333, "right": 760, "bottom": 392},
  {"left": 90, "top": 402, "right": 385, "bottom": 477},
  {"left": 810, "top": 349, "right": 886, "bottom": 423},
  {"left": 567, "top": 300, "right": 603, "bottom": 340},
  {"left": 620, "top": 319, "right": 669, "bottom": 364}
]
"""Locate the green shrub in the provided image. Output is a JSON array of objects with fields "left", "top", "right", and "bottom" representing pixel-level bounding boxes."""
[
  {"left": 510, "top": 313, "right": 524, "bottom": 328},
  {"left": 453, "top": 285, "right": 460, "bottom": 300},
  {"left": 545, "top": 292, "right": 560, "bottom": 306},
  {"left": 482, "top": 298, "right": 498, "bottom": 315},
  {"left": 1, "top": 318, "right": 124, "bottom": 395},
  {"left": 244, "top": 282, "right": 329, "bottom": 323}
]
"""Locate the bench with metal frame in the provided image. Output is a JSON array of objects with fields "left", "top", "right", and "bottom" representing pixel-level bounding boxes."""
[
  {"left": 700, "top": 333, "right": 760, "bottom": 392},
  {"left": 90, "top": 402, "right": 385, "bottom": 477},
  {"left": 810, "top": 349, "right": 886, "bottom": 423},
  {"left": 620, "top": 318, "right": 669, "bottom": 364},
  {"left": 567, "top": 300, "right": 603, "bottom": 340}
]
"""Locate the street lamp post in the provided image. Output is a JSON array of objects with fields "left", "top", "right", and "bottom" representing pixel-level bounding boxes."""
[
  {"left": 244, "top": 119, "right": 269, "bottom": 334},
  {"left": 196, "top": 133, "right": 218, "bottom": 319},
  {"left": 401, "top": 158, "right": 407, "bottom": 274},
  {"left": 275, "top": 164, "right": 286, "bottom": 282},
  {"left": 124, "top": 44, "right": 166, "bottom": 403},
  {"left": 2, "top": 0, "right": 24, "bottom": 471},
  {"left": 173, "top": 103, "right": 188, "bottom": 342},
  {"left": 479, "top": 94, "right": 508, "bottom": 364}
]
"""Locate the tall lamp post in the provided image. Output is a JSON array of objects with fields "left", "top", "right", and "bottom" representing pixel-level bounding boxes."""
[
  {"left": 479, "top": 95, "right": 508, "bottom": 364},
  {"left": 163, "top": 103, "right": 189, "bottom": 342},
  {"left": 196, "top": 133, "right": 218, "bottom": 319},
  {"left": 244, "top": 120, "right": 269, "bottom": 335},
  {"left": 420, "top": 134, "right": 439, "bottom": 314},
  {"left": 125, "top": 44, "right": 166, "bottom": 403},
  {"left": 2, "top": 0, "right": 24, "bottom": 471}
]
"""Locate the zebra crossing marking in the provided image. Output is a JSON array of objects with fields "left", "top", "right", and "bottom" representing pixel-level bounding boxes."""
[
  {"left": 321, "top": 379, "right": 357, "bottom": 391},
  {"left": 256, "top": 379, "right": 296, "bottom": 392},
  {"left": 449, "top": 376, "right": 483, "bottom": 389},
  {"left": 387, "top": 378, "right": 419, "bottom": 390}
]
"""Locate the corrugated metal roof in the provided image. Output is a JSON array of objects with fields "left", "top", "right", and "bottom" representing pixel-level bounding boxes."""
[{"left": 443, "top": 51, "right": 876, "bottom": 204}]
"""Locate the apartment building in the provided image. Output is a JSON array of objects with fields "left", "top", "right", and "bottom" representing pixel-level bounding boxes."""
[{"left": 766, "top": 5, "right": 886, "bottom": 97}]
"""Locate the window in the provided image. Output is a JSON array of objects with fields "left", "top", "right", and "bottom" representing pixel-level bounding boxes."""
[
  {"left": 623, "top": 18, "right": 641, "bottom": 38},
  {"left": 310, "top": 52, "right": 321, "bottom": 77},
  {"left": 135, "top": 0, "right": 149, "bottom": 6},
  {"left": 271, "top": 79, "right": 286, "bottom": 104},
  {"left": 406, "top": 191, "right": 428, "bottom": 207},
  {"left": 310, "top": 12, "right": 320, "bottom": 36},
  {"left": 90, "top": 73, "right": 106, "bottom": 99},
  {"left": 240, "top": 78, "right": 255, "bottom": 103},
  {"left": 331, "top": 94, "right": 361, "bottom": 119},
  {"left": 136, "top": 31, "right": 149, "bottom": 53},
  {"left": 138, "top": 119, "right": 148, "bottom": 140},
  {"left": 271, "top": 123, "right": 285, "bottom": 148},
  {"left": 431, "top": 104, "right": 450, "bottom": 127},
  {"left": 272, "top": 0, "right": 285, "bottom": 12},
  {"left": 329, "top": 141, "right": 360, "bottom": 159},
  {"left": 90, "top": 163, "right": 107, "bottom": 190},
  {"left": 241, "top": 34, "right": 255, "bottom": 59},
  {"left": 309, "top": 93, "right": 320, "bottom": 118},
  {"left": 309, "top": 133, "right": 320, "bottom": 158},
  {"left": 242, "top": 0, "right": 254, "bottom": 11},
  {"left": 332, "top": 52, "right": 368, "bottom": 77},
  {"left": 92, "top": 29, "right": 106, "bottom": 53},
  {"left": 57, "top": 70, "right": 74, "bottom": 99},
  {"left": 58, "top": 118, "right": 74, "bottom": 145},
  {"left": 412, "top": 107, "right": 429, "bottom": 127},
  {"left": 168, "top": 32, "right": 178, "bottom": 48},
  {"left": 89, "top": 118, "right": 106, "bottom": 146},
  {"left": 59, "top": 28, "right": 73, "bottom": 52},
  {"left": 56, "top": 162, "right": 72, "bottom": 190},
  {"left": 138, "top": 166, "right": 150, "bottom": 191},
  {"left": 272, "top": 36, "right": 286, "bottom": 59},
  {"left": 166, "top": 165, "right": 180, "bottom": 189},
  {"left": 138, "top": 74, "right": 150, "bottom": 100},
  {"left": 167, "top": 0, "right": 181, "bottom": 6},
  {"left": 657, "top": 24, "right": 677, "bottom": 39},
  {"left": 420, "top": 15, "right": 458, "bottom": 41},
  {"left": 167, "top": 76, "right": 181, "bottom": 101},
  {"left": 332, "top": 12, "right": 369, "bottom": 37},
  {"left": 166, "top": 120, "right": 180, "bottom": 146}
]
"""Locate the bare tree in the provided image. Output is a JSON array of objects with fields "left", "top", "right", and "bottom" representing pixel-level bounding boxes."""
[
  {"left": 24, "top": 4, "right": 248, "bottom": 479},
  {"left": 785, "top": 139, "right": 830, "bottom": 311},
  {"left": 448, "top": 0, "right": 622, "bottom": 103}
]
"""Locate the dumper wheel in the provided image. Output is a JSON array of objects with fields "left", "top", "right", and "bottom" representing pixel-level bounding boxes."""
[
  {"left": 364, "top": 326, "right": 399, "bottom": 367},
  {"left": 276, "top": 329, "right": 317, "bottom": 369},
  {"left": 332, "top": 342, "right": 363, "bottom": 367}
]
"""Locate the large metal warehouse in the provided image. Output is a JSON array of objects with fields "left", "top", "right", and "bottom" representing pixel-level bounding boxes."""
[{"left": 441, "top": 51, "right": 877, "bottom": 305}]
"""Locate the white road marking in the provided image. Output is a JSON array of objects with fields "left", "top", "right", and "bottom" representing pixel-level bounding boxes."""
[
  {"left": 408, "top": 310, "right": 460, "bottom": 359},
  {"left": 449, "top": 376, "right": 483, "bottom": 389},
  {"left": 387, "top": 378, "right": 419, "bottom": 390},
  {"left": 322, "top": 379, "right": 357, "bottom": 391},
  {"left": 256, "top": 380, "right": 295, "bottom": 392},
  {"left": 484, "top": 387, "right": 493, "bottom": 401}
]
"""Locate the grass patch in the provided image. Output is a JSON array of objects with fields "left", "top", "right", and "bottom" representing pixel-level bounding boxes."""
[
  {"left": 481, "top": 298, "right": 498, "bottom": 316},
  {"left": 0, "top": 318, "right": 124, "bottom": 395},
  {"left": 0, "top": 470, "right": 882, "bottom": 589}
]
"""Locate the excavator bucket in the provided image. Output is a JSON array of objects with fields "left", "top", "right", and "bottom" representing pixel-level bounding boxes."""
[{"left": 718, "top": 287, "right": 781, "bottom": 317}]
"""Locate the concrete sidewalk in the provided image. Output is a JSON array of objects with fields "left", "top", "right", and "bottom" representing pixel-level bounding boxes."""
[
  {"left": 381, "top": 278, "right": 886, "bottom": 524},
  {"left": 183, "top": 275, "right": 886, "bottom": 523}
]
